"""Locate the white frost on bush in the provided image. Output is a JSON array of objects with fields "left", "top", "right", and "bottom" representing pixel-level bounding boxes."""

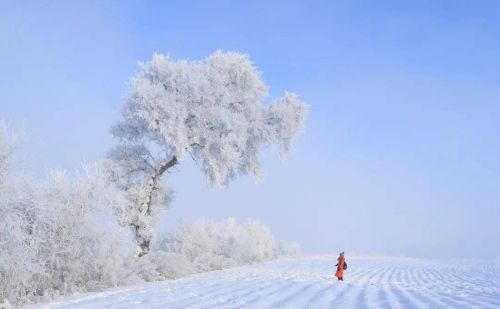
[
  {"left": 129, "top": 252, "right": 194, "bottom": 282},
  {"left": 0, "top": 155, "right": 133, "bottom": 305},
  {"left": 159, "top": 218, "right": 300, "bottom": 273}
]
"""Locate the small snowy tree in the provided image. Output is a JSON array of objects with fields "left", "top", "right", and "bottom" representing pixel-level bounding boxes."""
[{"left": 110, "top": 51, "right": 308, "bottom": 256}]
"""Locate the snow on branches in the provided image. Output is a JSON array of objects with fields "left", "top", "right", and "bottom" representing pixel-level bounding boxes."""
[{"left": 109, "top": 51, "right": 308, "bottom": 256}]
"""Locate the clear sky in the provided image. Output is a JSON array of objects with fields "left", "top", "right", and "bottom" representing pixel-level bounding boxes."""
[{"left": 1, "top": 0, "right": 499, "bottom": 258}]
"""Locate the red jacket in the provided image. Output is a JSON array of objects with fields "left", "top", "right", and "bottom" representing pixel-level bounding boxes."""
[{"left": 335, "top": 256, "right": 345, "bottom": 278}]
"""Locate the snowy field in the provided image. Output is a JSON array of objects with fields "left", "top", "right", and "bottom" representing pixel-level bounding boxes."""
[{"left": 27, "top": 256, "right": 500, "bottom": 309}]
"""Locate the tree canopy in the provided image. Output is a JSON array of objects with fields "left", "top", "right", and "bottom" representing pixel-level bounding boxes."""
[{"left": 109, "top": 51, "right": 308, "bottom": 255}]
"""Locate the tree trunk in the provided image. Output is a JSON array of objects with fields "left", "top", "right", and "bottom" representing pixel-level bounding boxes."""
[
  {"left": 133, "top": 223, "right": 151, "bottom": 257},
  {"left": 136, "top": 156, "right": 177, "bottom": 257}
]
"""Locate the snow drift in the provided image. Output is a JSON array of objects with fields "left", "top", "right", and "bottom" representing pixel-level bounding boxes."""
[{"left": 25, "top": 256, "right": 500, "bottom": 309}]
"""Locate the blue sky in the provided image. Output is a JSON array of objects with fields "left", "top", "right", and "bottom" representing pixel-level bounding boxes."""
[{"left": 1, "top": 0, "right": 499, "bottom": 258}]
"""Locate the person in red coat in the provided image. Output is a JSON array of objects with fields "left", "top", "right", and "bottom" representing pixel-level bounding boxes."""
[{"left": 335, "top": 252, "right": 347, "bottom": 281}]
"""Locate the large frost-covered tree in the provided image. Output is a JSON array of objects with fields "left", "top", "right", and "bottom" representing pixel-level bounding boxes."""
[{"left": 109, "top": 51, "right": 308, "bottom": 256}]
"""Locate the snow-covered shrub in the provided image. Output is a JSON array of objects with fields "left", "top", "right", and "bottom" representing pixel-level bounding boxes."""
[
  {"left": 275, "top": 241, "right": 301, "bottom": 257},
  {"left": 0, "top": 157, "right": 135, "bottom": 305},
  {"left": 0, "top": 124, "right": 40, "bottom": 304},
  {"left": 130, "top": 251, "right": 194, "bottom": 282},
  {"left": 31, "top": 163, "right": 133, "bottom": 295},
  {"left": 115, "top": 218, "right": 299, "bottom": 283},
  {"left": 0, "top": 176, "right": 39, "bottom": 305},
  {"left": 159, "top": 218, "right": 299, "bottom": 272}
]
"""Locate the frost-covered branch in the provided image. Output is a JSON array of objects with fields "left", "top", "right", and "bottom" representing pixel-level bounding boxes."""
[{"left": 109, "top": 51, "right": 308, "bottom": 256}]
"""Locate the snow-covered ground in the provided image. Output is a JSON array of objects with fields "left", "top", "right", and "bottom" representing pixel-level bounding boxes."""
[{"left": 27, "top": 256, "right": 500, "bottom": 308}]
